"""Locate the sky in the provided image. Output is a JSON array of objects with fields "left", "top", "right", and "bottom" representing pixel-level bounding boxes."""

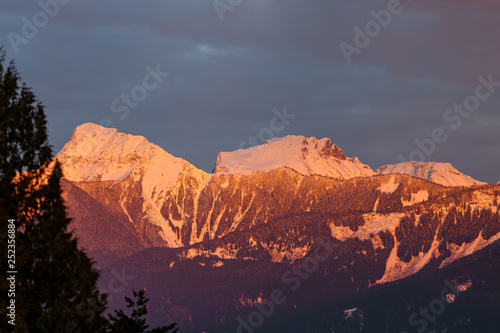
[{"left": 1, "top": 0, "right": 499, "bottom": 183}]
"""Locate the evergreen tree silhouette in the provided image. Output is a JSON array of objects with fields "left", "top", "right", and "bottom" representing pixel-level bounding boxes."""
[
  {"left": 0, "top": 47, "right": 108, "bottom": 332},
  {"left": 108, "top": 289, "right": 178, "bottom": 333}
]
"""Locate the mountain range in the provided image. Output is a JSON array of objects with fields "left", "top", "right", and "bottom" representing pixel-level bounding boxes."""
[{"left": 57, "top": 123, "right": 500, "bottom": 332}]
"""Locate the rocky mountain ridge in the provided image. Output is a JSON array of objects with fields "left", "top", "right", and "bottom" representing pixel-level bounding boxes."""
[
  {"left": 58, "top": 124, "right": 498, "bottom": 269},
  {"left": 376, "top": 161, "right": 487, "bottom": 187},
  {"left": 213, "top": 135, "right": 375, "bottom": 179},
  {"left": 57, "top": 123, "right": 500, "bottom": 331}
]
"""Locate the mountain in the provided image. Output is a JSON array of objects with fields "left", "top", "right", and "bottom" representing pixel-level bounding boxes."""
[
  {"left": 57, "top": 123, "right": 212, "bottom": 261},
  {"left": 56, "top": 122, "right": 207, "bottom": 184},
  {"left": 62, "top": 178, "right": 146, "bottom": 267},
  {"left": 213, "top": 135, "right": 375, "bottom": 179},
  {"left": 376, "top": 161, "right": 487, "bottom": 187},
  {"left": 97, "top": 175, "right": 500, "bottom": 331},
  {"left": 55, "top": 123, "right": 500, "bottom": 331},
  {"left": 102, "top": 232, "right": 500, "bottom": 332}
]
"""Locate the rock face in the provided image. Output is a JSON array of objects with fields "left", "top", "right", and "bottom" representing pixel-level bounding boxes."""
[
  {"left": 57, "top": 124, "right": 498, "bottom": 267},
  {"left": 56, "top": 123, "right": 500, "bottom": 331},
  {"left": 99, "top": 175, "right": 500, "bottom": 331},
  {"left": 213, "top": 135, "right": 375, "bottom": 179},
  {"left": 57, "top": 123, "right": 211, "bottom": 250},
  {"left": 56, "top": 122, "right": 206, "bottom": 184},
  {"left": 376, "top": 161, "right": 487, "bottom": 187}
]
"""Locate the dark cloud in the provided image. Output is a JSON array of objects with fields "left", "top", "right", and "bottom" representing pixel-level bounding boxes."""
[{"left": 1, "top": 0, "right": 499, "bottom": 183}]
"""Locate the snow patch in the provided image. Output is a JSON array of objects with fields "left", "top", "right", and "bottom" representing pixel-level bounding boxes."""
[
  {"left": 440, "top": 232, "right": 500, "bottom": 268},
  {"left": 377, "top": 177, "right": 399, "bottom": 194},
  {"left": 352, "top": 213, "right": 404, "bottom": 240},
  {"left": 402, "top": 190, "right": 429, "bottom": 207},
  {"left": 329, "top": 225, "right": 354, "bottom": 241},
  {"left": 185, "top": 247, "right": 238, "bottom": 260}
]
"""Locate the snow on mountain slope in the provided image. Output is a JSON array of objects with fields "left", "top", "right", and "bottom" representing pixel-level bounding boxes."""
[
  {"left": 57, "top": 123, "right": 500, "bottom": 283},
  {"left": 57, "top": 123, "right": 211, "bottom": 247},
  {"left": 376, "top": 161, "right": 486, "bottom": 187},
  {"left": 213, "top": 135, "right": 375, "bottom": 179},
  {"left": 57, "top": 123, "right": 187, "bottom": 184}
]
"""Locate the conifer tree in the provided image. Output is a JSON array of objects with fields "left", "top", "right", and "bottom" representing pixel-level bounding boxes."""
[
  {"left": 0, "top": 47, "right": 108, "bottom": 332},
  {"left": 108, "top": 289, "right": 178, "bottom": 333}
]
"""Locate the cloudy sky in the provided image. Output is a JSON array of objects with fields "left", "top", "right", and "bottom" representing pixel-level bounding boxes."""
[{"left": 2, "top": 0, "right": 499, "bottom": 183}]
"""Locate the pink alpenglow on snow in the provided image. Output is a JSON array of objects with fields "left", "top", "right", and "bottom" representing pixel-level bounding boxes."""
[
  {"left": 56, "top": 123, "right": 199, "bottom": 183},
  {"left": 376, "top": 161, "right": 487, "bottom": 187},
  {"left": 213, "top": 135, "right": 375, "bottom": 179}
]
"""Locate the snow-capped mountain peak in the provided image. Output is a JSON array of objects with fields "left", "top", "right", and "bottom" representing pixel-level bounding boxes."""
[
  {"left": 213, "top": 135, "right": 375, "bottom": 179},
  {"left": 376, "top": 161, "right": 486, "bottom": 187},
  {"left": 56, "top": 122, "right": 183, "bottom": 182},
  {"left": 57, "top": 123, "right": 212, "bottom": 247}
]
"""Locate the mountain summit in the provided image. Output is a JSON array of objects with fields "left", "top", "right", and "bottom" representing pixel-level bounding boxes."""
[
  {"left": 56, "top": 123, "right": 211, "bottom": 249},
  {"left": 54, "top": 124, "right": 500, "bottom": 331},
  {"left": 213, "top": 135, "right": 375, "bottom": 179},
  {"left": 376, "top": 161, "right": 486, "bottom": 187},
  {"left": 56, "top": 122, "right": 181, "bottom": 182},
  {"left": 58, "top": 124, "right": 488, "bottom": 188}
]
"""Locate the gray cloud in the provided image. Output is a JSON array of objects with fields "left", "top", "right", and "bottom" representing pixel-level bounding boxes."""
[{"left": 2, "top": 0, "right": 499, "bottom": 183}]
